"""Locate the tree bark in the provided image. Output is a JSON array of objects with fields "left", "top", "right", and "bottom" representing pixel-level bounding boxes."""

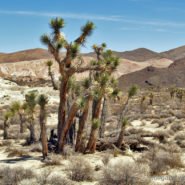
[
  {"left": 57, "top": 77, "right": 68, "bottom": 153},
  {"left": 49, "top": 70, "right": 58, "bottom": 90},
  {"left": 99, "top": 97, "right": 107, "bottom": 138},
  {"left": 117, "top": 125, "right": 125, "bottom": 148},
  {"left": 75, "top": 96, "right": 91, "bottom": 152},
  {"left": 58, "top": 102, "right": 78, "bottom": 152},
  {"left": 3, "top": 120, "right": 8, "bottom": 140},
  {"left": 86, "top": 97, "right": 102, "bottom": 153},
  {"left": 19, "top": 113, "right": 24, "bottom": 134},
  {"left": 39, "top": 106, "right": 48, "bottom": 159}
]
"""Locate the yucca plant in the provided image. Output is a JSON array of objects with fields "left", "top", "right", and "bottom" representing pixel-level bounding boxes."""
[
  {"left": 3, "top": 111, "right": 13, "bottom": 139},
  {"left": 25, "top": 91, "right": 38, "bottom": 144},
  {"left": 37, "top": 94, "right": 48, "bottom": 159},
  {"left": 10, "top": 101, "right": 26, "bottom": 133},
  {"left": 117, "top": 118, "right": 129, "bottom": 148}
]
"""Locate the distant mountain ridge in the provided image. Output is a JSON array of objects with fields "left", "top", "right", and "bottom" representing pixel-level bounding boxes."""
[
  {"left": 1, "top": 45, "right": 185, "bottom": 63},
  {"left": 0, "top": 48, "right": 52, "bottom": 63}
]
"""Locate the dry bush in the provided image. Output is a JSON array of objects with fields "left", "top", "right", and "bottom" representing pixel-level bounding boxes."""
[
  {"left": 170, "top": 122, "right": 183, "bottom": 132},
  {"left": 102, "top": 153, "right": 112, "bottom": 165},
  {"left": 43, "top": 154, "right": 62, "bottom": 166},
  {"left": 166, "top": 175, "right": 185, "bottom": 185},
  {"left": 0, "top": 166, "right": 34, "bottom": 185},
  {"left": 140, "top": 147, "right": 183, "bottom": 175},
  {"left": 175, "top": 132, "right": 185, "bottom": 141},
  {"left": 30, "top": 143, "right": 42, "bottom": 152},
  {"left": 6, "top": 147, "right": 30, "bottom": 157},
  {"left": 0, "top": 140, "right": 13, "bottom": 147},
  {"left": 100, "top": 160, "right": 151, "bottom": 185},
  {"left": 63, "top": 145, "right": 75, "bottom": 158},
  {"left": 67, "top": 156, "right": 94, "bottom": 182},
  {"left": 47, "top": 175, "right": 74, "bottom": 185}
]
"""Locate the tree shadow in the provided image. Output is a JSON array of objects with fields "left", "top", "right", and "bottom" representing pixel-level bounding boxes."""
[{"left": 0, "top": 155, "right": 41, "bottom": 164}]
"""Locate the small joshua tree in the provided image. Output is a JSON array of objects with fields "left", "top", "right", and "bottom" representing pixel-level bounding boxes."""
[
  {"left": 10, "top": 101, "right": 26, "bottom": 133},
  {"left": 24, "top": 92, "right": 38, "bottom": 144},
  {"left": 37, "top": 94, "right": 49, "bottom": 159},
  {"left": 3, "top": 111, "right": 13, "bottom": 139},
  {"left": 117, "top": 118, "right": 129, "bottom": 148}
]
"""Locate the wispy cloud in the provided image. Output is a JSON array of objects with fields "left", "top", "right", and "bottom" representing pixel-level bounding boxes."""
[
  {"left": 0, "top": 10, "right": 121, "bottom": 22},
  {"left": 0, "top": 10, "right": 185, "bottom": 29}
]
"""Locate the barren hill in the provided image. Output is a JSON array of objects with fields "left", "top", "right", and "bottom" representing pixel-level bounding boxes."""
[
  {"left": 161, "top": 45, "right": 185, "bottom": 61},
  {"left": 86, "top": 48, "right": 160, "bottom": 62},
  {"left": 118, "top": 57, "right": 185, "bottom": 90},
  {"left": 0, "top": 48, "right": 52, "bottom": 63}
]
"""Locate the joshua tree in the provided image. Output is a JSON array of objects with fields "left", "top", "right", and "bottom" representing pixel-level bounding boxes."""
[
  {"left": 85, "top": 50, "right": 120, "bottom": 153},
  {"left": 37, "top": 94, "right": 49, "bottom": 159},
  {"left": 10, "top": 101, "right": 25, "bottom": 133},
  {"left": 3, "top": 111, "right": 13, "bottom": 139},
  {"left": 25, "top": 92, "right": 38, "bottom": 144},
  {"left": 41, "top": 17, "right": 111, "bottom": 153},
  {"left": 117, "top": 118, "right": 128, "bottom": 148},
  {"left": 46, "top": 60, "right": 58, "bottom": 90},
  {"left": 75, "top": 78, "right": 92, "bottom": 152},
  {"left": 118, "top": 85, "right": 138, "bottom": 128}
]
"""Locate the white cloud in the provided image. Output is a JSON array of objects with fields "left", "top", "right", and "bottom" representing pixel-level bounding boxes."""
[{"left": 0, "top": 10, "right": 185, "bottom": 29}]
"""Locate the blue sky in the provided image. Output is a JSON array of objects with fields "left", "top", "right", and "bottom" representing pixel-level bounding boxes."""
[{"left": 0, "top": 0, "right": 185, "bottom": 53}]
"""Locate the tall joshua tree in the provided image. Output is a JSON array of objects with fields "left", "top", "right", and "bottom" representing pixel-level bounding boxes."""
[
  {"left": 38, "top": 94, "right": 49, "bottom": 159},
  {"left": 46, "top": 60, "right": 58, "bottom": 90},
  {"left": 41, "top": 18, "right": 109, "bottom": 153},
  {"left": 85, "top": 50, "right": 120, "bottom": 153}
]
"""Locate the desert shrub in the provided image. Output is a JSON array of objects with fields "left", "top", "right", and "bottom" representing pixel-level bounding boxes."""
[
  {"left": 140, "top": 147, "right": 183, "bottom": 175},
  {"left": 67, "top": 156, "right": 94, "bottom": 182},
  {"left": 63, "top": 145, "right": 75, "bottom": 158},
  {"left": 167, "top": 175, "right": 185, "bottom": 185},
  {"left": 43, "top": 154, "right": 62, "bottom": 166},
  {"left": 170, "top": 122, "right": 183, "bottom": 132},
  {"left": 6, "top": 147, "right": 29, "bottom": 157},
  {"left": 175, "top": 132, "right": 185, "bottom": 141},
  {"left": 0, "top": 166, "right": 34, "bottom": 185},
  {"left": 47, "top": 175, "right": 74, "bottom": 185},
  {"left": 19, "top": 178, "right": 38, "bottom": 185},
  {"left": 30, "top": 143, "right": 42, "bottom": 152},
  {"left": 102, "top": 153, "right": 112, "bottom": 165},
  {"left": 100, "top": 160, "right": 151, "bottom": 185}
]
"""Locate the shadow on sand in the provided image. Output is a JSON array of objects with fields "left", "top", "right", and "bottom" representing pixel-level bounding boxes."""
[{"left": 0, "top": 155, "right": 41, "bottom": 164}]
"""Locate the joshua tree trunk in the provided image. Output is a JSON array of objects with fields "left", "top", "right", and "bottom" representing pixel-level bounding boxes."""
[
  {"left": 3, "top": 120, "right": 8, "bottom": 140},
  {"left": 57, "top": 78, "right": 68, "bottom": 152},
  {"left": 39, "top": 106, "right": 48, "bottom": 159},
  {"left": 86, "top": 97, "right": 102, "bottom": 153},
  {"left": 117, "top": 125, "right": 125, "bottom": 148},
  {"left": 49, "top": 70, "right": 58, "bottom": 90},
  {"left": 19, "top": 113, "right": 24, "bottom": 134},
  {"left": 75, "top": 96, "right": 91, "bottom": 152},
  {"left": 99, "top": 97, "right": 107, "bottom": 138},
  {"left": 59, "top": 102, "right": 79, "bottom": 152},
  {"left": 117, "top": 98, "right": 129, "bottom": 129},
  {"left": 29, "top": 118, "right": 36, "bottom": 144}
]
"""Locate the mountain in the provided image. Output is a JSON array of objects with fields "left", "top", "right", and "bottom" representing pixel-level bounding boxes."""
[
  {"left": 160, "top": 45, "right": 185, "bottom": 61},
  {"left": 118, "top": 57, "right": 185, "bottom": 90},
  {"left": 0, "top": 48, "right": 52, "bottom": 63}
]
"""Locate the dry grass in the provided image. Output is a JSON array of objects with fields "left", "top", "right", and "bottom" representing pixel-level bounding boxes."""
[
  {"left": 139, "top": 146, "right": 183, "bottom": 175},
  {"left": 0, "top": 166, "right": 34, "bottom": 185},
  {"left": 43, "top": 154, "right": 62, "bottom": 166},
  {"left": 67, "top": 156, "right": 94, "bottom": 182},
  {"left": 5, "top": 147, "right": 30, "bottom": 157},
  {"left": 30, "top": 143, "right": 42, "bottom": 153},
  {"left": 100, "top": 160, "right": 151, "bottom": 185}
]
